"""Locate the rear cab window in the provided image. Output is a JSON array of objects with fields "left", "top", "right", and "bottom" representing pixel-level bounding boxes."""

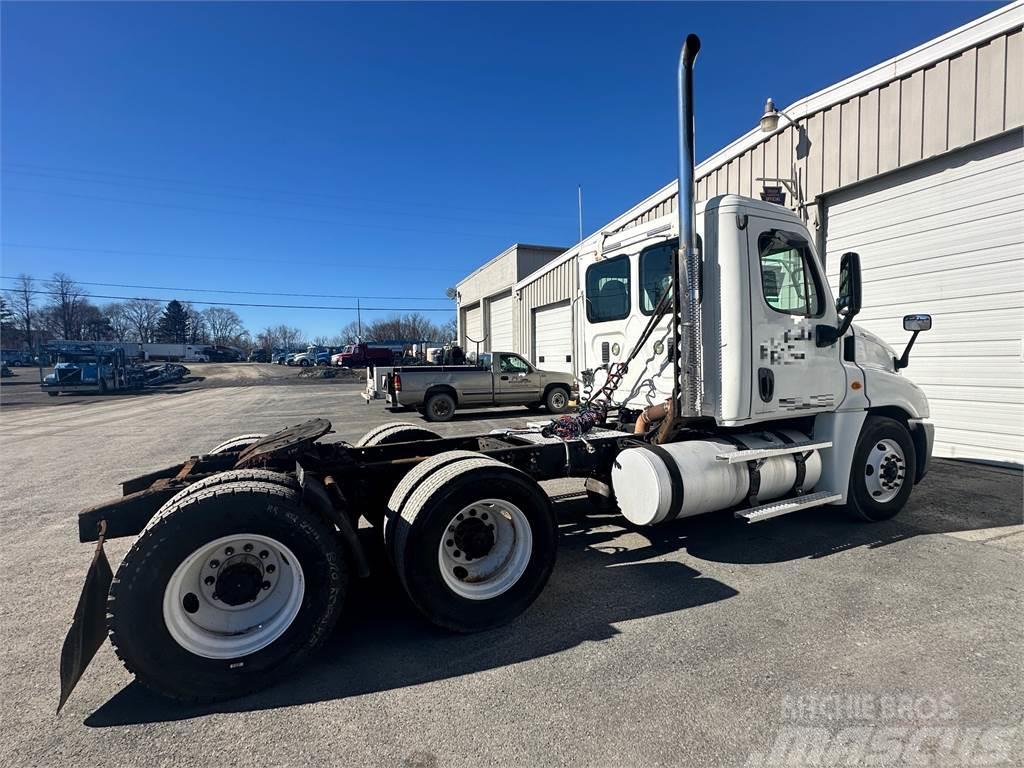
[{"left": 585, "top": 255, "right": 630, "bottom": 322}]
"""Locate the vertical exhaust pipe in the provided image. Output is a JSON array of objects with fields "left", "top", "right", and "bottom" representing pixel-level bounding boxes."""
[{"left": 675, "top": 33, "right": 702, "bottom": 419}]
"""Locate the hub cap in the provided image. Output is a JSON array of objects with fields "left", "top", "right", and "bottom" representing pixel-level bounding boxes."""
[
  {"left": 163, "top": 534, "right": 304, "bottom": 659},
  {"left": 864, "top": 439, "right": 907, "bottom": 504},
  {"left": 549, "top": 390, "right": 567, "bottom": 409},
  {"left": 438, "top": 499, "right": 532, "bottom": 600}
]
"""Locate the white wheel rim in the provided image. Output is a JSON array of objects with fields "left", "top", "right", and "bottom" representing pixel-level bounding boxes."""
[
  {"left": 865, "top": 438, "right": 907, "bottom": 504},
  {"left": 437, "top": 499, "right": 533, "bottom": 601},
  {"left": 550, "top": 391, "right": 567, "bottom": 409},
  {"left": 163, "top": 533, "right": 305, "bottom": 659}
]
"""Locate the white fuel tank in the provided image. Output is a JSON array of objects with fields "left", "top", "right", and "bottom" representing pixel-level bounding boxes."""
[{"left": 611, "top": 430, "right": 822, "bottom": 526}]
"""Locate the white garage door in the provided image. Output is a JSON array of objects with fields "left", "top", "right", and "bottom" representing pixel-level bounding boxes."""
[
  {"left": 533, "top": 302, "right": 573, "bottom": 374},
  {"left": 464, "top": 304, "right": 483, "bottom": 354},
  {"left": 825, "top": 131, "right": 1024, "bottom": 464},
  {"left": 487, "top": 292, "right": 514, "bottom": 352}
]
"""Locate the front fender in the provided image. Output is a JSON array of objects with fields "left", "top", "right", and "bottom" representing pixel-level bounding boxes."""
[{"left": 863, "top": 368, "right": 930, "bottom": 419}]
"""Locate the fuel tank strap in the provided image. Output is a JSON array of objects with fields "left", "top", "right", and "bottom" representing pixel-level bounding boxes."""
[{"left": 640, "top": 444, "right": 685, "bottom": 521}]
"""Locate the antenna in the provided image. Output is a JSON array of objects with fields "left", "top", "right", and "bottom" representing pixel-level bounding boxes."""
[{"left": 577, "top": 185, "right": 584, "bottom": 243}]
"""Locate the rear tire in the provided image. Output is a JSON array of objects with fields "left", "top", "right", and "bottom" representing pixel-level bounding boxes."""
[
  {"left": 545, "top": 387, "right": 570, "bottom": 414},
  {"left": 157, "top": 469, "right": 299, "bottom": 519},
  {"left": 846, "top": 416, "right": 916, "bottom": 522},
  {"left": 108, "top": 481, "right": 347, "bottom": 703},
  {"left": 389, "top": 458, "right": 557, "bottom": 632},
  {"left": 355, "top": 422, "right": 442, "bottom": 447},
  {"left": 209, "top": 434, "right": 267, "bottom": 455},
  {"left": 424, "top": 392, "right": 456, "bottom": 422}
]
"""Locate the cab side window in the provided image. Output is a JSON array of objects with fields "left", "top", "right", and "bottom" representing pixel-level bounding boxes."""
[
  {"left": 758, "top": 232, "right": 822, "bottom": 317},
  {"left": 638, "top": 236, "right": 702, "bottom": 315},
  {"left": 585, "top": 255, "right": 630, "bottom": 322},
  {"left": 499, "top": 354, "right": 530, "bottom": 373}
]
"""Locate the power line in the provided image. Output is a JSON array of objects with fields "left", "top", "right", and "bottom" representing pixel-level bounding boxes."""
[
  {"left": 0, "top": 242, "right": 469, "bottom": 274},
  {"left": 3, "top": 185, "right": 513, "bottom": 240},
  {"left": 2, "top": 168, "right": 565, "bottom": 228},
  {"left": 0, "top": 274, "right": 451, "bottom": 302},
  {"left": 11, "top": 287, "right": 454, "bottom": 313},
  {"left": 1, "top": 162, "right": 570, "bottom": 221}
]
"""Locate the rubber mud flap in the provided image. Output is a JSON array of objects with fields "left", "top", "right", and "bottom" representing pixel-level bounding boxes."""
[{"left": 57, "top": 533, "right": 113, "bottom": 712}]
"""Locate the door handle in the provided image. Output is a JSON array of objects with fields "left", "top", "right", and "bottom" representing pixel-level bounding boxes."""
[{"left": 757, "top": 367, "right": 774, "bottom": 403}]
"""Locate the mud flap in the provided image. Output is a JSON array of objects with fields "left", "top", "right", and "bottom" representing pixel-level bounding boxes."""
[{"left": 57, "top": 523, "right": 112, "bottom": 713}]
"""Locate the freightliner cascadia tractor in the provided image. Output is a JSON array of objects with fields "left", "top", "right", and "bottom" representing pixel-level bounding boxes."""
[{"left": 58, "top": 34, "right": 932, "bottom": 709}]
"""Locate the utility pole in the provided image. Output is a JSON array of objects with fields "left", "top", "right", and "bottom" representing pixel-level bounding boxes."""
[{"left": 357, "top": 298, "right": 362, "bottom": 342}]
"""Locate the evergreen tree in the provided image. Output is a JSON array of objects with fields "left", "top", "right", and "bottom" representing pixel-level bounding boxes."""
[{"left": 156, "top": 300, "right": 189, "bottom": 343}]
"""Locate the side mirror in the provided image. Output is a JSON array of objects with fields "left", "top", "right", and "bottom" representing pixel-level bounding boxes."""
[
  {"left": 903, "top": 314, "right": 932, "bottom": 332},
  {"left": 895, "top": 314, "right": 932, "bottom": 370},
  {"left": 837, "top": 252, "right": 862, "bottom": 317},
  {"left": 816, "top": 251, "right": 862, "bottom": 347}
]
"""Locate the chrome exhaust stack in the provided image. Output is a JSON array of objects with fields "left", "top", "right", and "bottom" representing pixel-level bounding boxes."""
[{"left": 674, "top": 33, "right": 702, "bottom": 420}]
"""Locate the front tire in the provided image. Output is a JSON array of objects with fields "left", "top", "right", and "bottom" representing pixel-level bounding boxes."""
[
  {"left": 108, "top": 481, "right": 347, "bottom": 702},
  {"left": 846, "top": 415, "right": 916, "bottom": 522},
  {"left": 545, "top": 387, "right": 570, "bottom": 414}
]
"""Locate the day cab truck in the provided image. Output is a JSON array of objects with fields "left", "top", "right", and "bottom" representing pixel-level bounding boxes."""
[
  {"left": 58, "top": 34, "right": 934, "bottom": 710},
  {"left": 386, "top": 351, "right": 574, "bottom": 421},
  {"left": 331, "top": 342, "right": 395, "bottom": 368}
]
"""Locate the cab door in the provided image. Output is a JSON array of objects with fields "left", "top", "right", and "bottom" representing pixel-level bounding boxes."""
[
  {"left": 495, "top": 353, "right": 541, "bottom": 403},
  {"left": 746, "top": 222, "right": 843, "bottom": 419}
]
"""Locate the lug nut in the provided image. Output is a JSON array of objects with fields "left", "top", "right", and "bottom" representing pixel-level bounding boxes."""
[
  {"left": 446, "top": 539, "right": 454, "bottom": 547},
  {"left": 260, "top": 550, "right": 269, "bottom": 559},
  {"left": 204, "top": 576, "right": 215, "bottom": 586},
  {"left": 481, "top": 513, "right": 488, "bottom": 520},
  {"left": 243, "top": 543, "right": 253, "bottom": 552},
  {"left": 469, "top": 510, "right": 476, "bottom": 517},
  {"left": 266, "top": 564, "right": 276, "bottom": 574},
  {"left": 456, "top": 513, "right": 464, "bottom": 521},
  {"left": 210, "top": 559, "right": 220, "bottom": 569},
  {"left": 261, "top": 581, "right": 272, "bottom": 590},
  {"left": 225, "top": 546, "right": 234, "bottom": 556},
  {"left": 453, "top": 550, "right": 461, "bottom": 558}
]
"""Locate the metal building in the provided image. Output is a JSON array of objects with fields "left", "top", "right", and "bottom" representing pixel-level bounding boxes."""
[
  {"left": 457, "top": 3, "right": 1024, "bottom": 464},
  {"left": 455, "top": 244, "right": 565, "bottom": 358}
]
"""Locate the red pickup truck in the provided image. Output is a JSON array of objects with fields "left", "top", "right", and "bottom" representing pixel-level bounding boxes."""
[{"left": 331, "top": 343, "right": 395, "bottom": 368}]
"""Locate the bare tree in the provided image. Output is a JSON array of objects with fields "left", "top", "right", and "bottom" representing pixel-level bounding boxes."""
[
  {"left": 103, "top": 303, "right": 132, "bottom": 342},
  {"left": 183, "top": 302, "right": 208, "bottom": 344},
  {"left": 5, "top": 273, "right": 36, "bottom": 348},
  {"left": 203, "top": 307, "right": 245, "bottom": 345},
  {"left": 273, "top": 324, "right": 303, "bottom": 351},
  {"left": 45, "top": 272, "right": 87, "bottom": 340},
  {"left": 123, "top": 299, "right": 163, "bottom": 343},
  {"left": 257, "top": 326, "right": 279, "bottom": 352}
]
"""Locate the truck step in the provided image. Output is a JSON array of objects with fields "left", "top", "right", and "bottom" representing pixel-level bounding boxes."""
[
  {"left": 735, "top": 490, "right": 843, "bottom": 523},
  {"left": 716, "top": 440, "right": 832, "bottom": 464}
]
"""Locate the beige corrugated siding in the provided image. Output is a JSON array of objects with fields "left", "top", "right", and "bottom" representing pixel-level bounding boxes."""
[
  {"left": 514, "top": 258, "right": 577, "bottom": 359},
  {"left": 612, "top": 27, "right": 1023, "bottom": 235}
]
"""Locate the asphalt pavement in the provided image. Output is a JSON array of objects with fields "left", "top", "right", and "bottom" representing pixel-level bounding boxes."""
[{"left": 1, "top": 374, "right": 1021, "bottom": 768}]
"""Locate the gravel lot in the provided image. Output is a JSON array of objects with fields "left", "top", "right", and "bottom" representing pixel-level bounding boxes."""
[{"left": 1, "top": 369, "right": 1021, "bottom": 768}]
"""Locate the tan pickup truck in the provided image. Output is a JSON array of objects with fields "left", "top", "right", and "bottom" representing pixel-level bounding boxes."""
[{"left": 386, "top": 351, "right": 574, "bottom": 421}]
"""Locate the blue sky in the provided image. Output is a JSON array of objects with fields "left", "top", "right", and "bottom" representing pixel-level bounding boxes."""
[{"left": 1, "top": 1, "right": 1003, "bottom": 339}]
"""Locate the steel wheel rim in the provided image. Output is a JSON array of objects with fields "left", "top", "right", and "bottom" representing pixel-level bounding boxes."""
[
  {"left": 432, "top": 398, "right": 452, "bottom": 418},
  {"left": 163, "top": 533, "right": 305, "bottom": 659},
  {"left": 865, "top": 438, "right": 906, "bottom": 504},
  {"left": 550, "top": 390, "right": 567, "bottom": 409},
  {"left": 438, "top": 499, "right": 533, "bottom": 600}
]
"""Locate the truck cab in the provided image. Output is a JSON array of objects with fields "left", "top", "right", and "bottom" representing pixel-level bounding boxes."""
[{"left": 581, "top": 195, "right": 929, "bottom": 428}]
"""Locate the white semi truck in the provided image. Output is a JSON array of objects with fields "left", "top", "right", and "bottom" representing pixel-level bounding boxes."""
[{"left": 58, "top": 34, "right": 933, "bottom": 708}]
